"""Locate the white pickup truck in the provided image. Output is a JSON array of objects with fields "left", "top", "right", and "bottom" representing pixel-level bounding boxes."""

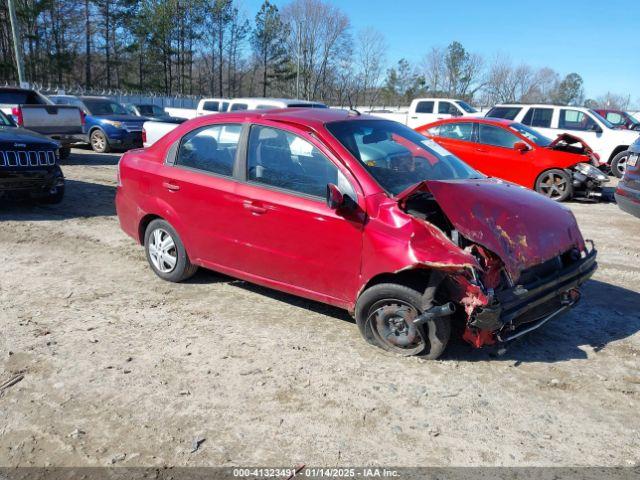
[
  {"left": 367, "top": 98, "right": 480, "bottom": 129},
  {"left": 143, "top": 98, "right": 327, "bottom": 148},
  {"left": 0, "top": 87, "right": 84, "bottom": 158}
]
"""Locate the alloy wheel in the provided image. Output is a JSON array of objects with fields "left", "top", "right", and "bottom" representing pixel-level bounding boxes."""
[
  {"left": 538, "top": 172, "right": 569, "bottom": 200},
  {"left": 615, "top": 154, "right": 628, "bottom": 177},
  {"left": 91, "top": 132, "right": 106, "bottom": 151}
]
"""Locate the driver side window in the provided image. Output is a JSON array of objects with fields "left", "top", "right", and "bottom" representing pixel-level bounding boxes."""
[
  {"left": 247, "top": 126, "right": 341, "bottom": 199},
  {"left": 559, "top": 109, "right": 598, "bottom": 131}
]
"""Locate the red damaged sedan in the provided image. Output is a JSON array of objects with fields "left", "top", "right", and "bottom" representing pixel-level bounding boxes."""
[
  {"left": 116, "top": 108, "right": 597, "bottom": 358},
  {"left": 417, "top": 118, "right": 609, "bottom": 202}
]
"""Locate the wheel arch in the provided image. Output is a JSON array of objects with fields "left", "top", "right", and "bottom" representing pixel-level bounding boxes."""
[
  {"left": 138, "top": 213, "right": 163, "bottom": 245},
  {"left": 609, "top": 145, "right": 629, "bottom": 162}
]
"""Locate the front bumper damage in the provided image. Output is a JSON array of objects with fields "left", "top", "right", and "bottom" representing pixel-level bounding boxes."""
[
  {"left": 458, "top": 245, "right": 597, "bottom": 347},
  {"left": 571, "top": 169, "right": 608, "bottom": 200}
]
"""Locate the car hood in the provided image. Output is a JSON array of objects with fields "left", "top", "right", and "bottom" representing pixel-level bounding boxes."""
[
  {"left": 0, "top": 125, "right": 60, "bottom": 148},
  {"left": 397, "top": 178, "right": 586, "bottom": 280},
  {"left": 94, "top": 114, "right": 147, "bottom": 122}
]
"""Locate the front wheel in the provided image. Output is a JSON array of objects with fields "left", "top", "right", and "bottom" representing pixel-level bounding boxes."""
[
  {"left": 144, "top": 219, "right": 198, "bottom": 282},
  {"left": 90, "top": 129, "right": 111, "bottom": 153},
  {"left": 610, "top": 151, "right": 629, "bottom": 178},
  {"left": 535, "top": 169, "right": 573, "bottom": 202},
  {"left": 355, "top": 283, "right": 451, "bottom": 358}
]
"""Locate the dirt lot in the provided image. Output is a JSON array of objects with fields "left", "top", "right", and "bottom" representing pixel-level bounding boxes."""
[{"left": 1, "top": 148, "right": 639, "bottom": 467}]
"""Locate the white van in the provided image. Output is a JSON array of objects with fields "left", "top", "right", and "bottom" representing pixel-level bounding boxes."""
[
  {"left": 226, "top": 98, "right": 326, "bottom": 111},
  {"left": 367, "top": 98, "right": 480, "bottom": 129}
]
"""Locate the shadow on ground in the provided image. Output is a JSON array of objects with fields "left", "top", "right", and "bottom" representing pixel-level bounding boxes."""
[
  {"left": 186, "top": 270, "right": 639, "bottom": 362},
  {"left": 0, "top": 179, "right": 116, "bottom": 220},
  {"left": 62, "top": 146, "right": 122, "bottom": 166}
]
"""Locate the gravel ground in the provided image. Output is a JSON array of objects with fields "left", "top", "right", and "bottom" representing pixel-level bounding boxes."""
[{"left": 1, "top": 148, "right": 639, "bottom": 467}]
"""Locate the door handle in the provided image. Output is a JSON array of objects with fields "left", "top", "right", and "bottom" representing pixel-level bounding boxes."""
[
  {"left": 243, "top": 200, "right": 267, "bottom": 214},
  {"left": 475, "top": 147, "right": 488, "bottom": 152},
  {"left": 162, "top": 181, "right": 180, "bottom": 191}
]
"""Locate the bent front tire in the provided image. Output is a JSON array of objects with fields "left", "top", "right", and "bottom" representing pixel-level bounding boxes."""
[
  {"left": 144, "top": 219, "right": 198, "bottom": 282},
  {"left": 355, "top": 283, "right": 451, "bottom": 359}
]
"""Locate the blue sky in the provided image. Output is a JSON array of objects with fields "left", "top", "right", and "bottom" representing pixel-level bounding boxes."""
[{"left": 240, "top": 0, "right": 640, "bottom": 105}]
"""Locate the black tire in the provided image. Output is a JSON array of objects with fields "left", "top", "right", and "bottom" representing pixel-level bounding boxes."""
[
  {"left": 355, "top": 282, "right": 451, "bottom": 359},
  {"left": 90, "top": 129, "right": 111, "bottom": 153},
  {"left": 610, "top": 151, "right": 629, "bottom": 178},
  {"left": 59, "top": 147, "right": 71, "bottom": 160},
  {"left": 144, "top": 219, "right": 198, "bottom": 282},
  {"left": 535, "top": 169, "right": 574, "bottom": 202},
  {"left": 38, "top": 185, "right": 65, "bottom": 204}
]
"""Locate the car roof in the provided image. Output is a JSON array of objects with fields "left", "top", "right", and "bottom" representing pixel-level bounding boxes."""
[
  {"left": 494, "top": 103, "right": 588, "bottom": 109},
  {"left": 428, "top": 117, "right": 514, "bottom": 127}
]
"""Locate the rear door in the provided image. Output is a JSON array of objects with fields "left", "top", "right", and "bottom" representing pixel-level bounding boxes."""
[
  {"left": 233, "top": 123, "right": 364, "bottom": 303},
  {"left": 407, "top": 100, "right": 436, "bottom": 128},
  {"left": 158, "top": 123, "right": 248, "bottom": 268},
  {"left": 428, "top": 122, "right": 477, "bottom": 166}
]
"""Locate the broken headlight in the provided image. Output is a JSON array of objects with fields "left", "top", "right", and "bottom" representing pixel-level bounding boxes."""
[{"left": 574, "top": 162, "right": 609, "bottom": 182}]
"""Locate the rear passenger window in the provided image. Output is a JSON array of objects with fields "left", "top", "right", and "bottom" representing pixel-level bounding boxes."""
[
  {"left": 559, "top": 109, "right": 598, "bottom": 131},
  {"left": 478, "top": 124, "right": 520, "bottom": 148},
  {"left": 438, "top": 101, "right": 458, "bottom": 115},
  {"left": 176, "top": 124, "right": 241, "bottom": 176},
  {"left": 230, "top": 103, "right": 248, "bottom": 111},
  {"left": 415, "top": 101, "right": 434, "bottom": 114},
  {"left": 486, "top": 107, "right": 522, "bottom": 120},
  {"left": 522, "top": 108, "right": 553, "bottom": 128},
  {"left": 201, "top": 101, "right": 219, "bottom": 112},
  {"left": 247, "top": 126, "right": 339, "bottom": 198},
  {"left": 437, "top": 122, "right": 474, "bottom": 141}
]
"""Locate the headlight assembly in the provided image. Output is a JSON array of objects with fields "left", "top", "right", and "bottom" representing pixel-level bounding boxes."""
[{"left": 574, "top": 162, "right": 608, "bottom": 182}]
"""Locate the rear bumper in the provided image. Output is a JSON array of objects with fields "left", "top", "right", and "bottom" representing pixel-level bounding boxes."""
[{"left": 470, "top": 246, "right": 598, "bottom": 342}]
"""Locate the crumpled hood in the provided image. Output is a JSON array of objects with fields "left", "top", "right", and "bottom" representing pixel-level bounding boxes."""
[{"left": 399, "top": 179, "right": 586, "bottom": 281}]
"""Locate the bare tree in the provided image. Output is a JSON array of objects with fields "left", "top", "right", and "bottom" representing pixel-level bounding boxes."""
[{"left": 355, "top": 27, "right": 386, "bottom": 107}]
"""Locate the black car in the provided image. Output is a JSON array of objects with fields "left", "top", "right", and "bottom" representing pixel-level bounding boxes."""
[
  {"left": 0, "top": 110, "right": 65, "bottom": 204},
  {"left": 615, "top": 137, "right": 640, "bottom": 218}
]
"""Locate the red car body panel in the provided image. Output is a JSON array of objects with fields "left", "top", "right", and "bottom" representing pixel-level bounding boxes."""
[
  {"left": 116, "top": 108, "right": 595, "bottom": 348},
  {"left": 416, "top": 118, "right": 592, "bottom": 190}
]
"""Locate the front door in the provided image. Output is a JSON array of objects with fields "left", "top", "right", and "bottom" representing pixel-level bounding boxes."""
[{"left": 233, "top": 124, "right": 364, "bottom": 304}]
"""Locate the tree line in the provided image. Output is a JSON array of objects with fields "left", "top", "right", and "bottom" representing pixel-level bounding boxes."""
[{"left": 0, "top": 0, "right": 635, "bottom": 109}]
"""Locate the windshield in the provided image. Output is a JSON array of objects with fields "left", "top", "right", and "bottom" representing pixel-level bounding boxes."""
[
  {"left": 455, "top": 100, "right": 477, "bottom": 113},
  {"left": 588, "top": 109, "right": 615, "bottom": 129},
  {"left": 83, "top": 99, "right": 128, "bottom": 116},
  {"left": 326, "top": 119, "right": 482, "bottom": 195},
  {"left": 509, "top": 123, "right": 552, "bottom": 146}
]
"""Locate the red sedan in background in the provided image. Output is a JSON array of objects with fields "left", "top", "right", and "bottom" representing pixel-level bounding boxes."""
[{"left": 417, "top": 118, "right": 609, "bottom": 201}]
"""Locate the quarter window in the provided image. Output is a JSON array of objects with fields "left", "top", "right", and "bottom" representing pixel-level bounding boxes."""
[
  {"left": 522, "top": 108, "right": 553, "bottom": 128},
  {"left": 478, "top": 124, "right": 520, "bottom": 149},
  {"left": 415, "top": 101, "right": 434, "bottom": 114},
  {"left": 559, "top": 109, "right": 598, "bottom": 131},
  {"left": 176, "top": 124, "right": 242, "bottom": 176},
  {"left": 436, "top": 122, "right": 474, "bottom": 141},
  {"left": 247, "top": 126, "right": 339, "bottom": 198}
]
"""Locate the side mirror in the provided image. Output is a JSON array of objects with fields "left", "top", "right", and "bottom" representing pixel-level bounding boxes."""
[
  {"left": 326, "top": 183, "right": 344, "bottom": 210},
  {"left": 589, "top": 124, "right": 603, "bottom": 133},
  {"left": 514, "top": 141, "right": 530, "bottom": 153}
]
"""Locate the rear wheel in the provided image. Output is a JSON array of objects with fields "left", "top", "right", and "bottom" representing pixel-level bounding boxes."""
[
  {"left": 90, "top": 129, "right": 111, "bottom": 153},
  {"left": 611, "top": 151, "right": 629, "bottom": 178},
  {"left": 144, "top": 219, "right": 198, "bottom": 282},
  {"left": 355, "top": 282, "right": 451, "bottom": 358},
  {"left": 535, "top": 169, "right": 573, "bottom": 202}
]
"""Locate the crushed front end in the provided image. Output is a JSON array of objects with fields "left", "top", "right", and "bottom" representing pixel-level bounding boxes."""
[{"left": 448, "top": 243, "right": 597, "bottom": 347}]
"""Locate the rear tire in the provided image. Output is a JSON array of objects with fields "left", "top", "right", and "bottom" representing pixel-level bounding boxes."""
[
  {"left": 90, "top": 129, "right": 111, "bottom": 153},
  {"left": 535, "top": 169, "right": 573, "bottom": 202},
  {"left": 610, "top": 151, "right": 629, "bottom": 178},
  {"left": 355, "top": 282, "right": 451, "bottom": 359},
  {"left": 144, "top": 219, "right": 198, "bottom": 282}
]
